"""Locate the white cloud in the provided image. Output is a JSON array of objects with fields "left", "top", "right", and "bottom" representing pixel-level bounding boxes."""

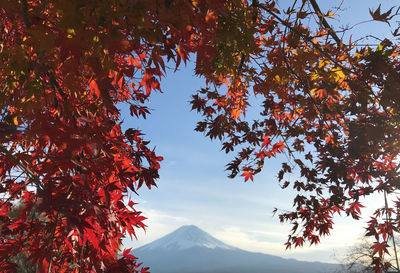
[
  {"left": 212, "top": 223, "right": 364, "bottom": 263},
  {"left": 122, "top": 207, "right": 190, "bottom": 249}
]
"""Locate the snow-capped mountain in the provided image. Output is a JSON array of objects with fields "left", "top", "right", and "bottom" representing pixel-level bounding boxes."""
[
  {"left": 132, "top": 225, "right": 341, "bottom": 273},
  {"left": 135, "top": 225, "right": 235, "bottom": 251}
]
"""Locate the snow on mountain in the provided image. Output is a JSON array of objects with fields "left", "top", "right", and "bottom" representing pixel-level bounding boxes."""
[
  {"left": 135, "top": 225, "right": 236, "bottom": 251},
  {"left": 132, "top": 225, "right": 342, "bottom": 273}
]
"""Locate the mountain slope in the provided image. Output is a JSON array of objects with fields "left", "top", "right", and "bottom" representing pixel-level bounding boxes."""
[
  {"left": 133, "top": 225, "right": 340, "bottom": 273},
  {"left": 135, "top": 225, "right": 235, "bottom": 251}
]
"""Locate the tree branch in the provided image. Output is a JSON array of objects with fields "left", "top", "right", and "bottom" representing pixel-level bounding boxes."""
[
  {"left": 0, "top": 145, "right": 43, "bottom": 191},
  {"left": 308, "top": 0, "right": 344, "bottom": 47}
]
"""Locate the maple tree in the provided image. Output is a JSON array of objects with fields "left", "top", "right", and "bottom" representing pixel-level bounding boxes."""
[
  {"left": 0, "top": 0, "right": 259, "bottom": 272},
  {"left": 1, "top": 0, "right": 400, "bottom": 272},
  {"left": 337, "top": 235, "right": 400, "bottom": 273},
  {"left": 191, "top": 1, "right": 400, "bottom": 272}
]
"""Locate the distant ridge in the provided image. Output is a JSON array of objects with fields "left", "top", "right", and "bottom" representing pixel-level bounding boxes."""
[{"left": 132, "top": 225, "right": 341, "bottom": 273}]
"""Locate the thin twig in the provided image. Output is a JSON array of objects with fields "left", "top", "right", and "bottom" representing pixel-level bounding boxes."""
[
  {"left": 0, "top": 145, "right": 43, "bottom": 191},
  {"left": 308, "top": 0, "right": 343, "bottom": 47}
]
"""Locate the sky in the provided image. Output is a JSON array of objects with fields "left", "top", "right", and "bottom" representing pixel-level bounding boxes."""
[{"left": 121, "top": 0, "right": 400, "bottom": 264}]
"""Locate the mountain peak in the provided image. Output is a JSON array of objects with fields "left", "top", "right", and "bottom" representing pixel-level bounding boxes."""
[
  {"left": 172, "top": 225, "right": 209, "bottom": 237},
  {"left": 135, "top": 225, "right": 235, "bottom": 251},
  {"left": 175, "top": 225, "right": 202, "bottom": 232}
]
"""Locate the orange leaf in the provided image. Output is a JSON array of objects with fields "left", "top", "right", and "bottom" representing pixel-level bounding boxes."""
[
  {"left": 89, "top": 80, "right": 100, "bottom": 97},
  {"left": 241, "top": 170, "right": 254, "bottom": 182}
]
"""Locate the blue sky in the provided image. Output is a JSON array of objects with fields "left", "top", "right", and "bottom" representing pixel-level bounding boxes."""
[{"left": 121, "top": 0, "right": 399, "bottom": 263}]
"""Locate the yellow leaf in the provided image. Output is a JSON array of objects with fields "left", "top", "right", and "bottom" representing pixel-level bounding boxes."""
[
  {"left": 310, "top": 72, "right": 319, "bottom": 81},
  {"left": 274, "top": 74, "right": 287, "bottom": 84},
  {"left": 332, "top": 68, "right": 345, "bottom": 82},
  {"left": 13, "top": 116, "right": 18, "bottom": 126},
  {"left": 324, "top": 11, "right": 336, "bottom": 18},
  {"left": 67, "top": 28, "right": 75, "bottom": 35},
  {"left": 318, "top": 59, "right": 330, "bottom": 68},
  {"left": 67, "top": 28, "right": 75, "bottom": 38}
]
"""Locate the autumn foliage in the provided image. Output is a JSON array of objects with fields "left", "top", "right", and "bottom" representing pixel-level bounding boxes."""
[{"left": 1, "top": 0, "right": 400, "bottom": 272}]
